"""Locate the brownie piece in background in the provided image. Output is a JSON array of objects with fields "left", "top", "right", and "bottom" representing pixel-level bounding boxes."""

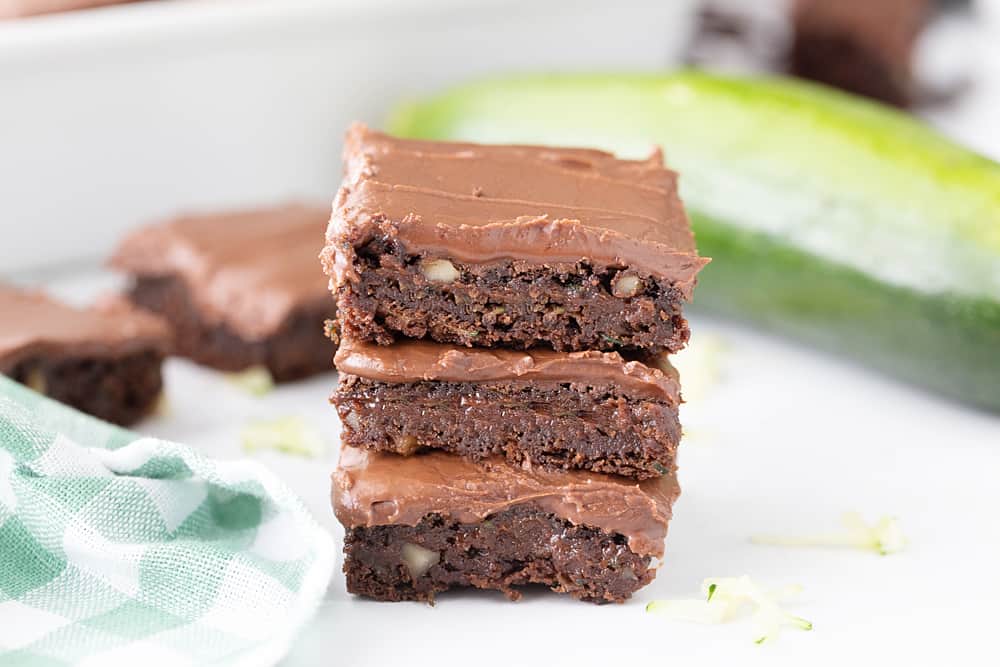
[
  {"left": 333, "top": 336, "right": 682, "bottom": 479},
  {"left": 792, "top": 0, "right": 931, "bottom": 107},
  {"left": 0, "top": 285, "right": 169, "bottom": 425},
  {"left": 333, "top": 447, "right": 680, "bottom": 604},
  {"left": 323, "top": 124, "right": 707, "bottom": 354},
  {"left": 110, "top": 204, "right": 335, "bottom": 381},
  {"left": 686, "top": 0, "right": 935, "bottom": 107}
]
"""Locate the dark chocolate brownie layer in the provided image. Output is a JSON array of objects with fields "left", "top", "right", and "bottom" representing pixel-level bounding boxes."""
[
  {"left": 129, "top": 277, "right": 333, "bottom": 381},
  {"left": 3, "top": 350, "right": 164, "bottom": 426},
  {"left": 334, "top": 377, "right": 679, "bottom": 479},
  {"left": 338, "top": 236, "right": 689, "bottom": 353},
  {"left": 343, "top": 504, "right": 657, "bottom": 604}
]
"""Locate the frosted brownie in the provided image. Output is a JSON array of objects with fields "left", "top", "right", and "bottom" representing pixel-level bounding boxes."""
[
  {"left": 323, "top": 124, "right": 707, "bottom": 354},
  {"left": 333, "top": 447, "right": 679, "bottom": 604},
  {"left": 333, "top": 336, "right": 681, "bottom": 479},
  {"left": 0, "top": 285, "right": 169, "bottom": 425},
  {"left": 111, "top": 204, "right": 335, "bottom": 381}
]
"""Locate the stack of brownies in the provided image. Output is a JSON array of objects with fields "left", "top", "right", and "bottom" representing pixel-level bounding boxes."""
[{"left": 323, "top": 124, "right": 706, "bottom": 603}]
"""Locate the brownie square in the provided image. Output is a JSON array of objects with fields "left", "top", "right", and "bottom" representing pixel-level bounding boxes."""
[
  {"left": 110, "top": 204, "right": 335, "bottom": 381},
  {"left": 323, "top": 124, "right": 707, "bottom": 354},
  {"left": 0, "top": 285, "right": 169, "bottom": 426},
  {"left": 333, "top": 447, "right": 679, "bottom": 604},
  {"left": 333, "top": 336, "right": 682, "bottom": 479}
]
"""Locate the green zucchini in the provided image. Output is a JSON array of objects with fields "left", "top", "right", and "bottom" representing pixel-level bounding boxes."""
[{"left": 388, "top": 71, "right": 1000, "bottom": 411}]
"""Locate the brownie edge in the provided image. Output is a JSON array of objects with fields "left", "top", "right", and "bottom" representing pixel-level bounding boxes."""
[
  {"left": 333, "top": 337, "right": 682, "bottom": 479},
  {"left": 4, "top": 350, "right": 164, "bottom": 427},
  {"left": 336, "top": 249, "right": 692, "bottom": 354},
  {"left": 335, "top": 376, "right": 680, "bottom": 479},
  {"left": 344, "top": 505, "right": 658, "bottom": 604},
  {"left": 333, "top": 447, "right": 679, "bottom": 603},
  {"left": 129, "top": 276, "right": 333, "bottom": 381}
]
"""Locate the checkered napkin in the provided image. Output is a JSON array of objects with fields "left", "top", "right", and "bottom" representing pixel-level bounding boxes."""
[{"left": 0, "top": 377, "right": 334, "bottom": 666}]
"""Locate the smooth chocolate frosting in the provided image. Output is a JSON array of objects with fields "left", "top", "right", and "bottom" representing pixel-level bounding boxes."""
[
  {"left": 110, "top": 204, "right": 330, "bottom": 340},
  {"left": 0, "top": 285, "right": 170, "bottom": 368},
  {"left": 335, "top": 336, "right": 679, "bottom": 403},
  {"left": 326, "top": 124, "right": 707, "bottom": 299},
  {"left": 333, "top": 446, "right": 680, "bottom": 558}
]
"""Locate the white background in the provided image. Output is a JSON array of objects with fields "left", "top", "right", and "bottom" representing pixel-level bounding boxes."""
[{"left": 8, "top": 0, "right": 1000, "bottom": 665}]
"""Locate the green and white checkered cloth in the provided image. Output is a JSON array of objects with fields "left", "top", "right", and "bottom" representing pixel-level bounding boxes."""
[{"left": 0, "top": 376, "right": 335, "bottom": 666}]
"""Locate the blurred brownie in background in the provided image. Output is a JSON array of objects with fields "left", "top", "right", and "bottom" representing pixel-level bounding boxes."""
[
  {"left": 687, "top": 0, "right": 933, "bottom": 107},
  {"left": 791, "top": 0, "right": 931, "bottom": 106},
  {"left": 0, "top": 0, "right": 136, "bottom": 19},
  {"left": 110, "top": 204, "right": 335, "bottom": 381},
  {"left": 0, "top": 284, "right": 169, "bottom": 425}
]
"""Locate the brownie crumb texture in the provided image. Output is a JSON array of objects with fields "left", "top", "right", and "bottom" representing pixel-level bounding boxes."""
[
  {"left": 343, "top": 505, "right": 656, "bottom": 604},
  {"left": 338, "top": 240, "right": 689, "bottom": 354},
  {"left": 335, "top": 377, "right": 680, "bottom": 478},
  {"left": 4, "top": 350, "right": 164, "bottom": 426}
]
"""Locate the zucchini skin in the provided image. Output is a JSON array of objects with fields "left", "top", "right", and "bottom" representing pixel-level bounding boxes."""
[
  {"left": 388, "top": 71, "right": 1000, "bottom": 411},
  {"left": 693, "top": 212, "right": 1000, "bottom": 410}
]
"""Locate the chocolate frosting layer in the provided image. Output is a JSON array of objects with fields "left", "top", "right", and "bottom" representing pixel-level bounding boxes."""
[
  {"left": 333, "top": 447, "right": 680, "bottom": 558},
  {"left": 0, "top": 285, "right": 170, "bottom": 368},
  {"left": 335, "top": 336, "right": 679, "bottom": 403},
  {"left": 110, "top": 204, "right": 330, "bottom": 340},
  {"left": 326, "top": 124, "right": 708, "bottom": 299}
]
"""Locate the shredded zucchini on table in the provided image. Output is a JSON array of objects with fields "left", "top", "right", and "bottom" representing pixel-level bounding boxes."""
[{"left": 646, "top": 576, "right": 812, "bottom": 644}]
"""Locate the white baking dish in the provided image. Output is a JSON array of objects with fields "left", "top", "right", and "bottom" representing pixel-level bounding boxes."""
[{"left": 0, "top": 0, "right": 696, "bottom": 274}]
